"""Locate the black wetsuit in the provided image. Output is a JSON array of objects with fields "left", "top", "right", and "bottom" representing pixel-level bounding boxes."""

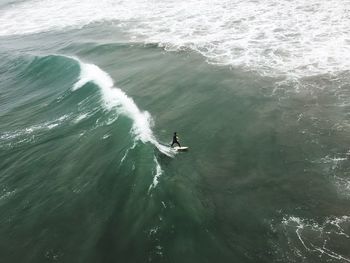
[{"left": 171, "top": 134, "right": 181, "bottom": 147}]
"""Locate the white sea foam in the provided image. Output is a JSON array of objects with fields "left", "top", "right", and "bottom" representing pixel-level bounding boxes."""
[
  {"left": 74, "top": 113, "right": 88, "bottom": 123},
  {"left": 148, "top": 156, "right": 163, "bottom": 192},
  {"left": 70, "top": 56, "right": 174, "bottom": 156},
  {"left": 317, "top": 155, "right": 347, "bottom": 170},
  {"left": 279, "top": 215, "right": 350, "bottom": 262},
  {"left": 120, "top": 142, "right": 137, "bottom": 165},
  {"left": 1, "top": 0, "right": 350, "bottom": 78},
  {"left": 333, "top": 175, "right": 350, "bottom": 198},
  {"left": 0, "top": 189, "right": 16, "bottom": 203},
  {"left": 0, "top": 114, "right": 70, "bottom": 142},
  {"left": 313, "top": 155, "right": 350, "bottom": 197}
]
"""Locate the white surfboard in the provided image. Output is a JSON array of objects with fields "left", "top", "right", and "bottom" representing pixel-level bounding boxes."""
[{"left": 174, "top": 146, "right": 189, "bottom": 151}]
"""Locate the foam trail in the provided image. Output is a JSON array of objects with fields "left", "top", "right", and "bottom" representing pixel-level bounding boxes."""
[
  {"left": 0, "top": 114, "right": 70, "bottom": 141},
  {"left": 148, "top": 156, "right": 163, "bottom": 192},
  {"left": 70, "top": 56, "right": 174, "bottom": 157},
  {"left": 120, "top": 142, "right": 137, "bottom": 165},
  {"left": 280, "top": 216, "right": 350, "bottom": 262}
]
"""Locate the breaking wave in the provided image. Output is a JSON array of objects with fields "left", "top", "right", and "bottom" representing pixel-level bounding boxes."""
[{"left": 0, "top": 0, "right": 349, "bottom": 77}]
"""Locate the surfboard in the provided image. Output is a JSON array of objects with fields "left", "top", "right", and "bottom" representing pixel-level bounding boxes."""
[{"left": 174, "top": 146, "right": 189, "bottom": 151}]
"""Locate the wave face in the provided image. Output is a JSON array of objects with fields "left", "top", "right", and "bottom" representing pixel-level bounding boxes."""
[
  {"left": 70, "top": 55, "right": 174, "bottom": 156},
  {"left": 0, "top": 53, "right": 172, "bottom": 156},
  {"left": 0, "top": 52, "right": 178, "bottom": 262},
  {"left": 1, "top": 0, "right": 350, "bottom": 77}
]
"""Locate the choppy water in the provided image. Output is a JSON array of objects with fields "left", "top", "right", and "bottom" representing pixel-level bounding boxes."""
[{"left": 1, "top": 0, "right": 350, "bottom": 262}]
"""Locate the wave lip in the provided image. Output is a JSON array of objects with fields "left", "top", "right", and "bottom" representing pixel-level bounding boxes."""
[{"left": 70, "top": 55, "right": 174, "bottom": 156}]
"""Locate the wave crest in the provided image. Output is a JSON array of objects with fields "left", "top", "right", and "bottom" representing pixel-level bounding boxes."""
[{"left": 69, "top": 55, "right": 174, "bottom": 156}]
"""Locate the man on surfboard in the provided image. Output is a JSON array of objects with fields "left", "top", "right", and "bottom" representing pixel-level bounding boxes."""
[{"left": 171, "top": 132, "right": 181, "bottom": 147}]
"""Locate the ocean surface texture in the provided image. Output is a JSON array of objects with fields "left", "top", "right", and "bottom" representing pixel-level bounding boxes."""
[{"left": 1, "top": 0, "right": 350, "bottom": 262}]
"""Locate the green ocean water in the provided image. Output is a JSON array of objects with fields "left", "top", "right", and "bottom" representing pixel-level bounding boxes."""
[{"left": 1, "top": 13, "right": 350, "bottom": 263}]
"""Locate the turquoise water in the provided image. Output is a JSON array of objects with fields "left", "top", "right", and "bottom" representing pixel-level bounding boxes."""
[{"left": 1, "top": 1, "right": 350, "bottom": 262}]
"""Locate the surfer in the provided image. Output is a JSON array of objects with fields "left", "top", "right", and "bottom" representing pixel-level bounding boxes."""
[{"left": 171, "top": 132, "right": 181, "bottom": 147}]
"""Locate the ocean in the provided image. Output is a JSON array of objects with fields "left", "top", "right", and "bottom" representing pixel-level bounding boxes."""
[{"left": 1, "top": 0, "right": 350, "bottom": 262}]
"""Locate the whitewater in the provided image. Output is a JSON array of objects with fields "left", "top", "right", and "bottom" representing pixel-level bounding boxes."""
[
  {"left": 69, "top": 55, "right": 174, "bottom": 157},
  {"left": 0, "top": 0, "right": 350, "bottom": 77}
]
